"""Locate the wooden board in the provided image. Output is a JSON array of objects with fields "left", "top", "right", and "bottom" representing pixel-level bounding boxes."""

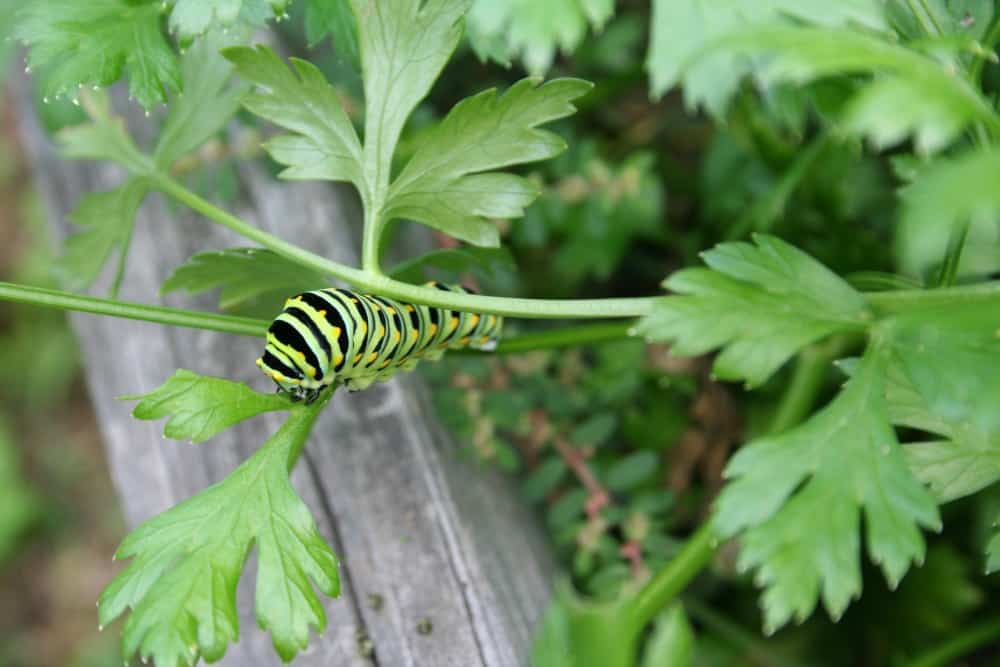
[{"left": 14, "top": 85, "right": 553, "bottom": 666}]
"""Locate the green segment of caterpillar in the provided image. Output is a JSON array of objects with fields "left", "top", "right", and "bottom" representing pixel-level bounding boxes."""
[{"left": 257, "top": 282, "right": 502, "bottom": 402}]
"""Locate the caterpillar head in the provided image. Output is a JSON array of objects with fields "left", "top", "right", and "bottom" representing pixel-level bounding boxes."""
[{"left": 256, "top": 355, "right": 320, "bottom": 403}]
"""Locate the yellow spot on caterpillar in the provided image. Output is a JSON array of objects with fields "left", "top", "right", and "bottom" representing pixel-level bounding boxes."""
[
  {"left": 367, "top": 352, "right": 378, "bottom": 363},
  {"left": 450, "top": 317, "right": 459, "bottom": 330},
  {"left": 359, "top": 320, "right": 368, "bottom": 334},
  {"left": 380, "top": 359, "right": 392, "bottom": 368},
  {"left": 429, "top": 324, "right": 438, "bottom": 335},
  {"left": 411, "top": 330, "right": 419, "bottom": 340},
  {"left": 351, "top": 298, "right": 359, "bottom": 304},
  {"left": 479, "top": 336, "right": 490, "bottom": 343},
  {"left": 307, "top": 367, "right": 316, "bottom": 378},
  {"left": 405, "top": 305, "right": 415, "bottom": 312},
  {"left": 354, "top": 353, "right": 363, "bottom": 364},
  {"left": 377, "top": 324, "right": 385, "bottom": 339},
  {"left": 460, "top": 336, "right": 471, "bottom": 344},
  {"left": 255, "top": 358, "right": 263, "bottom": 367},
  {"left": 297, "top": 351, "right": 306, "bottom": 361},
  {"left": 487, "top": 315, "right": 497, "bottom": 327},
  {"left": 331, "top": 326, "right": 341, "bottom": 339},
  {"left": 318, "top": 309, "right": 326, "bottom": 316},
  {"left": 393, "top": 331, "right": 401, "bottom": 344},
  {"left": 273, "top": 371, "right": 285, "bottom": 381},
  {"left": 386, "top": 307, "right": 396, "bottom": 315},
  {"left": 469, "top": 314, "right": 480, "bottom": 327},
  {"left": 371, "top": 302, "right": 380, "bottom": 310},
  {"left": 334, "top": 354, "right": 344, "bottom": 365}
]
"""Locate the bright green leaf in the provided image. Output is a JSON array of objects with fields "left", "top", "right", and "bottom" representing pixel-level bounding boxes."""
[
  {"left": 162, "top": 248, "right": 329, "bottom": 313},
  {"left": 466, "top": 0, "right": 614, "bottom": 73},
  {"left": 124, "top": 369, "right": 291, "bottom": 443},
  {"left": 55, "top": 177, "right": 150, "bottom": 292},
  {"left": 17, "top": 0, "right": 181, "bottom": 110},
  {"left": 154, "top": 36, "right": 249, "bottom": 169},
  {"left": 713, "top": 344, "right": 940, "bottom": 631},
  {"left": 636, "top": 234, "right": 870, "bottom": 388},
  {"left": 845, "top": 75, "right": 974, "bottom": 154},
  {"left": 223, "top": 45, "right": 363, "bottom": 186},
  {"left": 353, "top": 0, "right": 467, "bottom": 195},
  {"left": 646, "top": 0, "right": 888, "bottom": 113},
  {"left": 168, "top": 0, "right": 290, "bottom": 40},
  {"left": 99, "top": 404, "right": 339, "bottom": 665},
  {"left": 897, "top": 148, "right": 1000, "bottom": 280},
  {"left": 386, "top": 77, "right": 591, "bottom": 245},
  {"left": 642, "top": 605, "right": 694, "bottom": 667}
]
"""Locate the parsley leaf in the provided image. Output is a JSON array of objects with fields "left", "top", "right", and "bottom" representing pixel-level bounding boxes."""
[
  {"left": 162, "top": 248, "right": 328, "bottom": 314},
  {"left": 99, "top": 401, "right": 339, "bottom": 665},
  {"left": 882, "top": 306, "right": 1000, "bottom": 503},
  {"left": 55, "top": 178, "right": 150, "bottom": 293},
  {"left": 713, "top": 344, "right": 940, "bottom": 632},
  {"left": 353, "top": 0, "right": 466, "bottom": 197},
  {"left": 466, "top": 0, "right": 614, "bottom": 73},
  {"left": 168, "top": 0, "right": 290, "bottom": 41},
  {"left": 636, "top": 234, "right": 870, "bottom": 388},
  {"left": 897, "top": 148, "right": 1000, "bottom": 280},
  {"left": 17, "top": 0, "right": 181, "bottom": 110},
  {"left": 642, "top": 605, "right": 694, "bottom": 667},
  {"left": 646, "top": 0, "right": 888, "bottom": 113},
  {"left": 124, "top": 369, "right": 291, "bottom": 443},
  {"left": 56, "top": 43, "right": 243, "bottom": 293},
  {"left": 223, "top": 45, "right": 364, "bottom": 186},
  {"left": 385, "top": 77, "right": 592, "bottom": 246},
  {"left": 153, "top": 35, "right": 248, "bottom": 169}
]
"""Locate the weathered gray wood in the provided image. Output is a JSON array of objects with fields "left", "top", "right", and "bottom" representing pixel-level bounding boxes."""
[{"left": 15, "top": 82, "right": 553, "bottom": 666}]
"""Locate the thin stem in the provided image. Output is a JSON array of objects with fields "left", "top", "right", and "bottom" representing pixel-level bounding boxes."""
[
  {"left": 916, "top": 0, "right": 944, "bottom": 35},
  {"left": 453, "top": 321, "right": 634, "bottom": 355},
  {"left": 0, "top": 282, "right": 267, "bottom": 337},
  {"left": 362, "top": 203, "right": 382, "bottom": 274},
  {"left": 768, "top": 337, "right": 850, "bottom": 434},
  {"left": 866, "top": 280, "right": 1000, "bottom": 312},
  {"left": 109, "top": 222, "right": 136, "bottom": 299},
  {"left": 152, "top": 174, "right": 659, "bottom": 319},
  {"left": 905, "top": 0, "right": 938, "bottom": 37},
  {"left": 935, "top": 219, "right": 970, "bottom": 287},
  {"left": 630, "top": 524, "right": 716, "bottom": 629},
  {"left": 970, "top": 13, "right": 1000, "bottom": 85},
  {"left": 905, "top": 615, "right": 1000, "bottom": 667}
]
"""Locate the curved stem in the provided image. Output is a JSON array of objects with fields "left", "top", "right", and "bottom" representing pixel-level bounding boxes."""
[
  {"left": 152, "top": 175, "right": 658, "bottom": 319},
  {"left": 935, "top": 219, "right": 970, "bottom": 287},
  {"left": 630, "top": 524, "right": 716, "bottom": 629},
  {"left": 905, "top": 615, "right": 1000, "bottom": 667},
  {"left": 970, "top": 12, "right": 1000, "bottom": 85},
  {"left": 0, "top": 282, "right": 268, "bottom": 337}
]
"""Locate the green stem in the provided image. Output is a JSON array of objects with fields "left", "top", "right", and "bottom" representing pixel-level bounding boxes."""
[
  {"left": 916, "top": 0, "right": 944, "bottom": 35},
  {"left": 768, "top": 337, "right": 849, "bottom": 434},
  {"left": 866, "top": 280, "right": 1000, "bottom": 312},
  {"left": 362, "top": 202, "right": 382, "bottom": 274},
  {"left": 971, "top": 13, "right": 1000, "bottom": 85},
  {"left": 0, "top": 282, "right": 267, "bottom": 337},
  {"left": 152, "top": 175, "right": 657, "bottom": 320},
  {"left": 629, "top": 524, "right": 716, "bottom": 629},
  {"left": 905, "top": 0, "right": 938, "bottom": 36},
  {"left": 935, "top": 219, "right": 970, "bottom": 287},
  {"left": 905, "top": 615, "right": 1000, "bottom": 667},
  {"left": 454, "top": 321, "right": 634, "bottom": 355}
]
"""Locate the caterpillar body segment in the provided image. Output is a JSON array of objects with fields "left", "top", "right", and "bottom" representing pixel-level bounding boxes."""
[{"left": 257, "top": 282, "right": 502, "bottom": 402}]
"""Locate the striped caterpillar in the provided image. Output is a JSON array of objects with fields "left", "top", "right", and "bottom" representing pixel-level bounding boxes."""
[{"left": 257, "top": 282, "right": 502, "bottom": 402}]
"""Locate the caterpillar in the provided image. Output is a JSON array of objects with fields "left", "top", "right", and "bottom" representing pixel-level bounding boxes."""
[{"left": 257, "top": 282, "right": 502, "bottom": 403}]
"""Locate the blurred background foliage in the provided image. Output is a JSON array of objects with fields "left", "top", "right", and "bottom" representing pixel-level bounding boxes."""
[{"left": 2, "top": 0, "right": 1000, "bottom": 665}]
